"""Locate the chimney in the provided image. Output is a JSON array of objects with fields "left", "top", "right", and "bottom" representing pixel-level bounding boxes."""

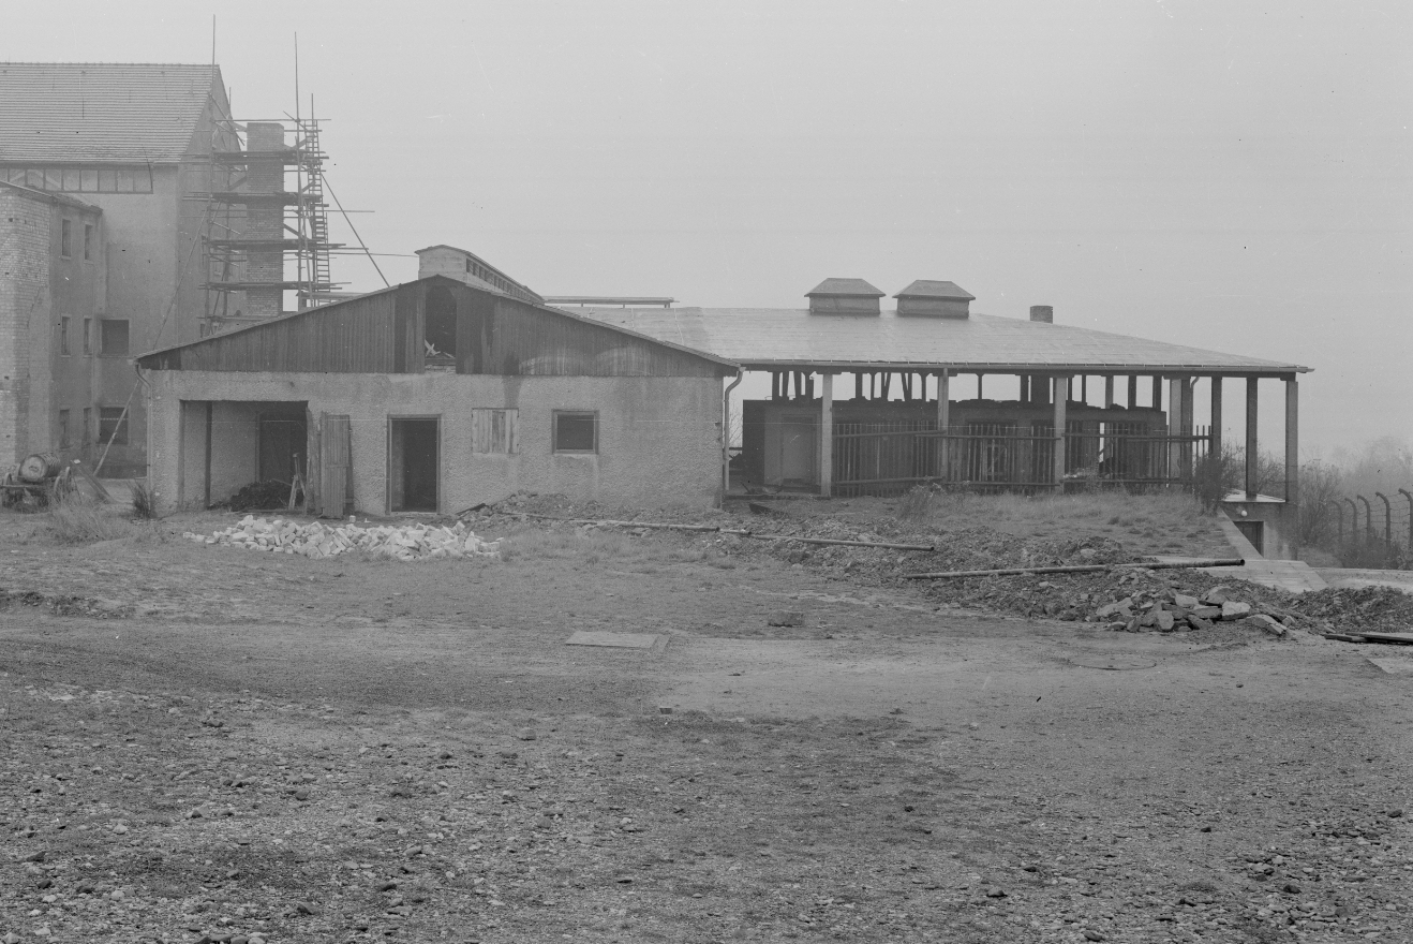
[
  {"left": 242, "top": 122, "right": 288, "bottom": 320},
  {"left": 806, "top": 278, "right": 885, "bottom": 315},
  {"left": 894, "top": 280, "right": 975, "bottom": 318},
  {"left": 1029, "top": 305, "right": 1054, "bottom": 324}
]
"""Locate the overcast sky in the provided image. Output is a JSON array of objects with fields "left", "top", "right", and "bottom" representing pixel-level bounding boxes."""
[{"left": 4, "top": 0, "right": 1408, "bottom": 457}]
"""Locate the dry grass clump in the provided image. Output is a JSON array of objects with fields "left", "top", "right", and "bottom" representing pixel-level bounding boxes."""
[{"left": 45, "top": 500, "right": 134, "bottom": 544}]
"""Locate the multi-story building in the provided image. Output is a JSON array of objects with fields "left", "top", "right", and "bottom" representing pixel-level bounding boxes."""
[{"left": 0, "top": 62, "right": 240, "bottom": 474}]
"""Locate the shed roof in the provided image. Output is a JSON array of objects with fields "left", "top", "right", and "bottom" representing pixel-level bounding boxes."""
[
  {"left": 0, "top": 63, "right": 225, "bottom": 163},
  {"left": 569, "top": 306, "right": 1310, "bottom": 375},
  {"left": 895, "top": 280, "right": 974, "bottom": 301},
  {"left": 0, "top": 178, "right": 102, "bottom": 212},
  {"left": 806, "top": 278, "right": 884, "bottom": 297}
]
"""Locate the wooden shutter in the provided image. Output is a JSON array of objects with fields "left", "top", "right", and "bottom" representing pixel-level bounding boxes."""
[{"left": 318, "top": 413, "right": 352, "bottom": 517}]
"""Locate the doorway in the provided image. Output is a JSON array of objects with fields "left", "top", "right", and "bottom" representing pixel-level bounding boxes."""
[
  {"left": 258, "top": 410, "right": 307, "bottom": 483},
  {"left": 778, "top": 415, "right": 817, "bottom": 485},
  {"left": 388, "top": 417, "right": 439, "bottom": 513}
]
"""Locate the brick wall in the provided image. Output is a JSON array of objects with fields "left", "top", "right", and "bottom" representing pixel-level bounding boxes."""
[
  {"left": 0, "top": 189, "right": 52, "bottom": 465},
  {"left": 243, "top": 123, "right": 287, "bottom": 320}
]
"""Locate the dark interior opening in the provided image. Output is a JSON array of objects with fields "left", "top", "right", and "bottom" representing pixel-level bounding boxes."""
[
  {"left": 258, "top": 407, "right": 307, "bottom": 483},
  {"left": 389, "top": 418, "right": 439, "bottom": 512},
  {"left": 425, "top": 286, "right": 457, "bottom": 358}
]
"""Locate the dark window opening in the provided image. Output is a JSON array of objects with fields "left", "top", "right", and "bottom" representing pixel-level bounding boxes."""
[
  {"left": 259, "top": 411, "right": 308, "bottom": 483},
  {"left": 424, "top": 286, "right": 457, "bottom": 360},
  {"left": 389, "top": 417, "right": 439, "bottom": 512},
  {"left": 60, "top": 219, "right": 71, "bottom": 257},
  {"left": 553, "top": 411, "right": 598, "bottom": 453},
  {"left": 82, "top": 408, "right": 91, "bottom": 445},
  {"left": 59, "top": 316, "right": 70, "bottom": 355},
  {"left": 82, "top": 318, "right": 92, "bottom": 355},
  {"left": 99, "top": 407, "right": 128, "bottom": 446},
  {"left": 101, "top": 319, "right": 130, "bottom": 357},
  {"left": 83, "top": 224, "right": 93, "bottom": 260}
]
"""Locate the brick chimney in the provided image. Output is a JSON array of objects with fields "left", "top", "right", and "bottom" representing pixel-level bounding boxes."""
[
  {"left": 894, "top": 280, "right": 974, "bottom": 318},
  {"left": 243, "top": 122, "right": 287, "bottom": 320},
  {"left": 1029, "top": 305, "right": 1054, "bottom": 324},
  {"left": 806, "top": 278, "right": 885, "bottom": 315}
]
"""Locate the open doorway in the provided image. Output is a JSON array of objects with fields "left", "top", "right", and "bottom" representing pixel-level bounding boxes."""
[
  {"left": 258, "top": 408, "right": 307, "bottom": 484},
  {"left": 388, "top": 417, "right": 440, "bottom": 513}
]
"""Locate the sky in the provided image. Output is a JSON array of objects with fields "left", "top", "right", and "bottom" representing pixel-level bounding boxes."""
[{"left": 3, "top": 0, "right": 1408, "bottom": 457}]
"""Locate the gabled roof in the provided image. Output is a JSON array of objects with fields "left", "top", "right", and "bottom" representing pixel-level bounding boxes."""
[
  {"left": 895, "top": 280, "right": 974, "bottom": 301},
  {"left": 0, "top": 63, "right": 226, "bottom": 163},
  {"left": 806, "top": 278, "right": 884, "bottom": 297},
  {"left": 572, "top": 305, "right": 1311, "bottom": 375}
]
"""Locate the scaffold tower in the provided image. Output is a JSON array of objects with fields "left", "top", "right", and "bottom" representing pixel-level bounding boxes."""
[{"left": 201, "top": 115, "right": 343, "bottom": 333}]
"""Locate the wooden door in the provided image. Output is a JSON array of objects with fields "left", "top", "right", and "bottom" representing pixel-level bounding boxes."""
[{"left": 318, "top": 414, "right": 351, "bottom": 518}]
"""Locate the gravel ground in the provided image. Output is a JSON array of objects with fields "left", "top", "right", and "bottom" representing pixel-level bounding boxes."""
[{"left": 3, "top": 496, "right": 1412, "bottom": 943}]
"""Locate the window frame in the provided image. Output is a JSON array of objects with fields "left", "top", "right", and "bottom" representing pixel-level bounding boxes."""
[
  {"left": 59, "top": 316, "right": 70, "bottom": 356},
  {"left": 552, "top": 410, "right": 599, "bottom": 455},
  {"left": 60, "top": 219, "right": 72, "bottom": 257},
  {"left": 82, "top": 317, "right": 92, "bottom": 355},
  {"left": 83, "top": 223, "right": 93, "bottom": 261},
  {"left": 99, "top": 407, "right": 129, "bottom": 446},
  {"left": 100, "top": 318, "right": 130, "bottom": 358}
]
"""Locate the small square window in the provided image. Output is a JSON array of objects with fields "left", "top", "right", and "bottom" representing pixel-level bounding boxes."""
[
  {"left": 59, "top": 316, "right": 70, "bottom": 355},
  {"left": 99, "top": 407, "right": 128, "bottom": 446},
  {"left": 552, "top": 411, "right": 598, "bottom": 454},
  {"left": 101, "top": 319, "right": 130, "bottom": 357},
  {"left": 60, "top": 219, "right": 72, "bottom": 257}
]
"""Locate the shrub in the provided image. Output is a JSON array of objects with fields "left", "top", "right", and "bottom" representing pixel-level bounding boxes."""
[
  {"left": 130, "top": 481, "right": 158, "bottom": 519},
  {"left": 46, "top": 500, "right": 131, "bottom": 544}
]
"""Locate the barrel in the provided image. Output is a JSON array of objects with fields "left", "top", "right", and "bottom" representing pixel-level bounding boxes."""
[{"left": 18, "top": 453, "right": 62, "bottom": 483}]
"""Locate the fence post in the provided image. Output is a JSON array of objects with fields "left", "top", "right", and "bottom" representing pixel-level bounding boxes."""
[
  {"left": 819, "top": 373, "right": 834, "bottom": 498},
  {"left": 1401, "top": 489, "right": 1413, "bottom": 552},
  {"left": 1346, "top": 497, "right": 1360, "bottom": 545},
  {"left": 1376, "top": 493, "right": 1392, "bottom": 553}
]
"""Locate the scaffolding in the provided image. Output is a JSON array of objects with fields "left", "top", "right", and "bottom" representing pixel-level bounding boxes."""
[{"left": 200, "top": 114, "right": 343, "bottom": 333}]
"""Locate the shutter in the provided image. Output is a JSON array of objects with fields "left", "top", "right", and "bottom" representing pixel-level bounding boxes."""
[{"left": 318, "top": 414, "right": 352, "bottom": 517}]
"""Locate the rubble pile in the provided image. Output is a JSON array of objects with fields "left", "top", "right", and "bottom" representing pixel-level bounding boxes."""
[{"left": 185, "top": 516, "right": 500, "bottom": 561}]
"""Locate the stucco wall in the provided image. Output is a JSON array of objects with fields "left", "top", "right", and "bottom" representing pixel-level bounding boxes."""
[{"left": 147, "top": 370, "right": 724, "bottom": 513}]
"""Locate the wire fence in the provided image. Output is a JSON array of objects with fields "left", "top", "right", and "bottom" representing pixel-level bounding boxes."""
[{"left": 1321, "top": 491, "right": 1413, "bottom": 569}]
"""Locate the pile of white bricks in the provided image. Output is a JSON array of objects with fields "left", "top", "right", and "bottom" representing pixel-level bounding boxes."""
[{"left": 185, "top": 516, "right": 501, "bottom": 561}]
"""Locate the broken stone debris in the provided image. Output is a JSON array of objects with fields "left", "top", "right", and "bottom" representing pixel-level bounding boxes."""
[{"left": 185, "top": 515, "right": 500, "bottom": 561}]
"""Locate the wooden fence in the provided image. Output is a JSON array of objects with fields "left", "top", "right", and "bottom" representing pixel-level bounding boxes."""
[{"left": 832, "top": 422, "right": 1211, "bottom": 496}]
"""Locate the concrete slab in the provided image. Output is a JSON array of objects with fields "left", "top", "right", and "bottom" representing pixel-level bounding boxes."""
[
  {"left": 566, "top": 631, "right": 662, "bottom": 649},
  {"left": 1368, "top": 658, "right": 1413, "bottom": 676}
]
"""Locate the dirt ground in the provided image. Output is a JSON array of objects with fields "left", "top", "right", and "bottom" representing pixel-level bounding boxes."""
[{"left": 3, "top": 496, "right": 1412, "bottom": 944}]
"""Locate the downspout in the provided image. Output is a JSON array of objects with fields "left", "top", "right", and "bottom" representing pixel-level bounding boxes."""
[{"left": 721, "top": 371, "right": 743, "bottom": 505}]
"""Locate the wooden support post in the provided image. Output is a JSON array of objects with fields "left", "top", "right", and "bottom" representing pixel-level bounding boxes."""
[
  {"left": 1053, "top": 375, "right": 1069, "bottom": 488},
  {"left": 819, "top": 373, "right": 834, "bottom": 498},
  {"left": 1210, "top": 375, "right": 1223, "bottom": 459},
  {"left": 1245, "top": 377, "right": 1259, "bottom": 499},
  {"left": 936, "top": 369, "right": 951, "bottom": 482},
  {"left": 1080, "top": 375, "right": 1088, "bottom": 404},
  {"left": 1020, "top": 375, "right": 1030, "bottom": 403},
  {"left": 1285, "top": 375, "right": 1299, "bottom": 555},
  {"left": 1127, "top": 375, "right": 1138, "bottom": 408},
  {"left": 1152, "top": 375, "right": 1163, "bottom": 411},
  {"left": 854, "top": 372, "right": 863, "bottom": 399},
  {"left": 1104, "top": 375, "right": 1115, "bottom": 408},
  {"left": 1167, "top": 377, "right": 1184, "bottom": 437}
]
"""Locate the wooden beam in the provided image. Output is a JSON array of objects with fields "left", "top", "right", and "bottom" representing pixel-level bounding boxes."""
[
  {"left": 1245, "top": 377, "right": 1259, "bottom": 499},
  {"left": 1210, "top": 375, "right": 1223, "bottom": 458},
  {"left": 1104, "top": 375, "right": 1114, "bottom": 408},
  {"left": 937, "top": 369, "right": 951, "bottom": 483},
  {"left": 1053, "top": 375, "right": 1068, "bottom": 487},
  {"left": 1128, "top": 375, "right": 1138, "bottom": 408}
]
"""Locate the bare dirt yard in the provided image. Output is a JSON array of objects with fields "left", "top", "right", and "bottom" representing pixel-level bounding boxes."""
[{"left": 3, "top": 492, "right": 1413, "bottom": 944}]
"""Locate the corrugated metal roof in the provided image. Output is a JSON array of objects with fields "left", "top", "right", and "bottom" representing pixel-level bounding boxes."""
[
  {"left": 895, "top": 279, "right": 974, "bottom": 300},
  {"left": 0, "top": 63, "right": 224, "bottom": 163},
  {"left": 806, "top": 278, "right": 884, "bottom": 297},
  {"left": 571, "top": 306, "right": 1311, "bottom": 375}
]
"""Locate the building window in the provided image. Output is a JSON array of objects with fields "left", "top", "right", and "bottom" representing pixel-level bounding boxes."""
[
  {"left": 1, "top": 165, "right": 153, "bottom": 194},
  {"left": 101, "top": 319, "right": 130, "bottom": 357},
  {"left": 471, "top": 409, "right": 517, "bottom": 454},
  {"left": 82, "top": 407, "right": 92, "bottom": 445},
  {"left": 82, "top": 318, "right": 92, "bottom": 355},
  {"left": 83, "top": 224, "right": 93, "bottom": 261},
  {"left": 99, "top": 407, "right": 128, "bottom": 446},
  {"left": 59, "top": 316, "right": 70, "bottom": 355},
  {"left": 60, "top": 219, "right": 72, "bottom": 257},
  {"left": 552, "top": 411, "right": 598, "bottom": 454},
  {"left": 59, "top": 410, "right": 70, "bottom": 448}
]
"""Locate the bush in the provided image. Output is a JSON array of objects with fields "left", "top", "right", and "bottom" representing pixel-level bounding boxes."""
[
  {"left": 46, "top": 500, "right": 131, "bottom": 544},
  {"left": 130, "top": 481, "right": 158, "bottom": 519}
]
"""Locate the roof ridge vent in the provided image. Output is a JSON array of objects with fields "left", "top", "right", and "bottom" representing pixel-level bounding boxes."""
[
  {"left": 894, "top": 280, "right": 974, "bottom": 318},
  {"left": 806, "top": 278, "right": 884, "bottom": 315}
]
